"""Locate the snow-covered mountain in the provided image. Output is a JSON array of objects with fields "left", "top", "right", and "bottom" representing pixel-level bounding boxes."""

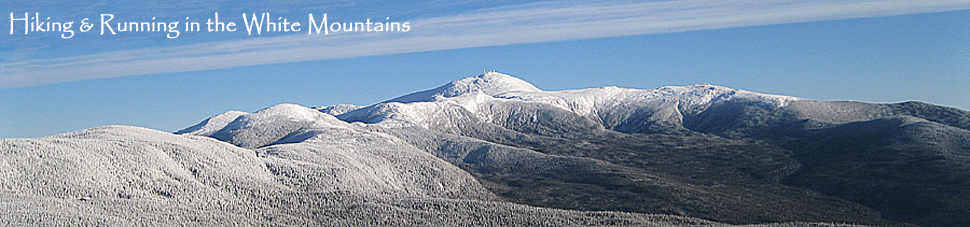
[
  {"left": 4, "top": 72, "right": 969, "bottom": 226},
  {"left": 343, "top": 72, "right": 800, "bottom": 133}
]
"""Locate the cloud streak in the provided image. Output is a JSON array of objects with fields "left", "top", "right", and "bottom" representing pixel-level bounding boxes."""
[{"left": 2, "top": 0, "right": 969, "bottom": 88}]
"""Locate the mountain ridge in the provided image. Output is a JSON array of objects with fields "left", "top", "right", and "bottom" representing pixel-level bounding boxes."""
[
  {"left": 4, "top": 72, "right": 968, "bottom": 226},
  {"left": 175, "top": 72, "right": 969, "bottom": 226}
]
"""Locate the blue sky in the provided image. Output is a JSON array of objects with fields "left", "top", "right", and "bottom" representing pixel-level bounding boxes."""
[{"left": 1, "top": 0, "right": 969, "bottom": 138}]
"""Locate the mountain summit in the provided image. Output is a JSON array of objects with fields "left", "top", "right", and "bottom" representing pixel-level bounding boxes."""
[
  {"left": 3, "top": 72, "right": 968, "bottom": 227},
  {"left": 387, "top": 72, "right": 542, "bottom": 103}
]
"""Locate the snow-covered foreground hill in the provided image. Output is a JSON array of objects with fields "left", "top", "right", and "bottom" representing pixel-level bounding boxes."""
[{"left": 4, "top": 72, "right": 968, "bottom": 226}]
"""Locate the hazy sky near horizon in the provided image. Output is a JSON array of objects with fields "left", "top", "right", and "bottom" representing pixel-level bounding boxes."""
[{"left": 1, "top": 0, "right": 969, "bottom": 138}]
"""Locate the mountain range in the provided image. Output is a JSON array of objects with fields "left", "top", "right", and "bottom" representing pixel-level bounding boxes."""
[{"left": 2, "top": 72, "right": 967, "bottom": 226}]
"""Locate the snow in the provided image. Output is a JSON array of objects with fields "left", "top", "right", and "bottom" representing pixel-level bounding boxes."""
[
  {"left": 508, "top": 83, "right": 800, "bottom": 116},
  {"left": 313, "top": 104, "right": 363, "bottom": 116},
  {"left": 386, "top": 72, "right": 541, "bottom": 103},
  {"left": 5, "top": 125, "right": 712, "bottom": 226},
  {"left": 340, "top": 72, "right": 801, "bottom": 132},
  {"left": 175, "top": 110, "right": 247, "bottom": 136},
  {"left": 183, "top": 104, "right": 353, "bottom": 134},
  {"left": 3, "top": 71, "right": 950, "bottom": 226}
]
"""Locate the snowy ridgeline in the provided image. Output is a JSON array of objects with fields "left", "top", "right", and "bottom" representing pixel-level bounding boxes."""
[
  {"left": 180, "top": 72, "right": 807, "bottom": 139},
  {"left": 329, "top": 72, "right": 802, "bottom": 133},
  {"left": 4, "top": 72, "right": 969, "bottom": 226}
]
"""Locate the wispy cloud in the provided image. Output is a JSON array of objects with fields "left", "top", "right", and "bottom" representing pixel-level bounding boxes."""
[{"left": 2, "top": 0, "right": 969, "bottom": 88}]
